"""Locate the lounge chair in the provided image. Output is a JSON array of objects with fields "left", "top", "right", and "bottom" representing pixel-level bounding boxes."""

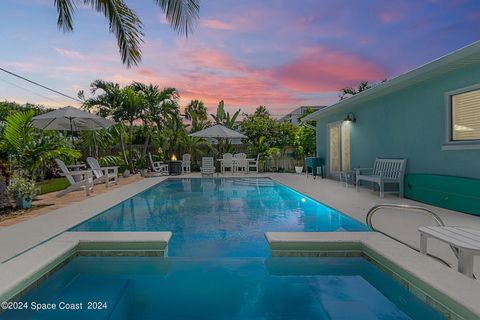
[
  {"left": 182, "top": 154, "right": 191, "bottom": 174},
  {"left": 201, "top": 157, "right": 215, "bottom": 176},
  {"left": 148, "top": 153, "right": 169, "bottom": 175},
  {"left": 355, "top": 158, "right": 407, "bottom": 198},
  {"left": 54, "top": 159, "right": 93, "bottom": 197},
  {"left": 221, "top": 153, "right": 234, "bottom": 174},
  {"left": 248, "top": 154, "right": 260, "bottom": 173},
  {"left": 86, "top": 157, "right": 118, "bottom": 187},
  {"left": 234, "top": 153, "right": 248, "bottom": 173}
]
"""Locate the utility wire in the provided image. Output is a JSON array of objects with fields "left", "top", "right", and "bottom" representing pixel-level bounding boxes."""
[
  {"left": 0, "top": 76, "right": 67, "bottom": 107},
  {"left": 0, "top": 67, "right": 82, "bottom": 103}
]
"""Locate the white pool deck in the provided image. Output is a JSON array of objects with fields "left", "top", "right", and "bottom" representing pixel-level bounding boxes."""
[{"left": 0, "top": 173, "right": 480, "bottom": 317}]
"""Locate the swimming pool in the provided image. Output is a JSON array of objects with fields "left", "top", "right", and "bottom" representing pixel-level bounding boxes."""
[
  {"left": 71, "top": 178, "right": 367, "bottom": 256},
  {"left": 1, "top": 178, "right": 450, "bottom": 319},
  {"left": 0, "top": 256, "right": 446, "bottom": 320}
]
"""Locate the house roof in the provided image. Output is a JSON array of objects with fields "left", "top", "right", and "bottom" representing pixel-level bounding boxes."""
[
  {"left": 302, "top": 40, "right": 480, "bottom": 122},
  {"left": 278, "top": 105, "right": 326, "bottom": 122}
]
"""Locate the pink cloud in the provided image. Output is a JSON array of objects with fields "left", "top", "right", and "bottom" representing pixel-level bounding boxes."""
[
  {"left": 379, "top": 10, "right": 404, "bottom": 23},
  {"left": 201, "top": 19, "right": 235, "bottom": 30},
  {"left": 272, "top": 46, "right": 385, "bottom": 92},
  {"left": 55, "top": 48, "right": 86, "bottom": 60}
]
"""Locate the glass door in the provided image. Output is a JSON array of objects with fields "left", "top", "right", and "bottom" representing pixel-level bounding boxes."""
[{"left": 327, "top": 122, "right": 350, "bottom": 177}]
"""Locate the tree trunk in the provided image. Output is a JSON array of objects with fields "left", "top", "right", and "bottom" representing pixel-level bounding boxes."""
[
  {"left": 140, "top": 132, "right": 150, "bottom": 166},
  {"left": 116, "top": 126, "right": 128, "bottom": 166},
  {"left": 129, "top": 121, "right": 134, "bottom": 171}
]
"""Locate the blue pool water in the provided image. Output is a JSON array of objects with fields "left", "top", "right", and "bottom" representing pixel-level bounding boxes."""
[
  {"left": 1, "top": 257, "right": 445, "bottom": 320},
  {"left": 72, "top": 178, "right": 367, "bottom": 256},
  {"left": 1, "top": 178, "right": 447, "bottom": 319}
]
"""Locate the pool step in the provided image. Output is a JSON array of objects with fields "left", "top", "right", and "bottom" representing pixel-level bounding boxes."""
[{"left": 232, "top": 178, "right": 275, "bottom": 187}]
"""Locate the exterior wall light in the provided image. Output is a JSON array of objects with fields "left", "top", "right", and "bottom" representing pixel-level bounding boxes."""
[{"left": 343, "top": 112, "right": 356, "bottom": 123}]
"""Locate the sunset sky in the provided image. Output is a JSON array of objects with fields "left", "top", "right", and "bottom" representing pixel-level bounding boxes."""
[{"left": 1, "top": 0, "right": 480, "bottom": 116}]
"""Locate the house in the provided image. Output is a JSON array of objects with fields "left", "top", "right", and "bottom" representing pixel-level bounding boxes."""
[
  {"left": 302, "top": 41, "right": 480, "bottom": 216},
  {"left": 279, "top": 106, "right": 325, "bottom": 126}
]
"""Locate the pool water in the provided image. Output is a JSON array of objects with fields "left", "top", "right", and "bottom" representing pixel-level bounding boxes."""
[
  {"left": 71, "top": 178, "right": 367, "bottom": 256},
  {"left": 2, "top": 178, "right": 447, "bottom": 319},
  {"left": 1, "top": 257, "right": 445, "bottom": 320}
]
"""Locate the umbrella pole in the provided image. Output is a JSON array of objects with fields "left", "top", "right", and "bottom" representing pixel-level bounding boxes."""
[{"left": 69, "top": 118, "right": 74, "bottom": 145}]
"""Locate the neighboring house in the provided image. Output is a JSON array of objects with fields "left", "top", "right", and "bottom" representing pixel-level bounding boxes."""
[
  {"left": 302, "top": 41, "right": 480, "bottom": 216},
  {"left": 279, "top": 106, "right": 325, "bottom": 126}
]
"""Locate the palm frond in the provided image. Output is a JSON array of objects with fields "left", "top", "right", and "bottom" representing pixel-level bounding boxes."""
[
  {"left": 54, "top": 0, "right": 76, "bottom": 32},
  {"left": 154, "top": 0, "right": 200, "bottom": 36},
  {"left": 84, "top": 0, "right": 144, "bottom": 67}
]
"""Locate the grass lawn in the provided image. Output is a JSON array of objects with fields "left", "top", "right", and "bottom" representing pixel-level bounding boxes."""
[{"left": 37, "top": 178, "right": 69, "bottom": 195}]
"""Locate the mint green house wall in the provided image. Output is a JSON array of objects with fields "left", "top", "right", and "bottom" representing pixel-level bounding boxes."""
[{"left": 315, "top": 64, "right": 480, "bottom": 215}]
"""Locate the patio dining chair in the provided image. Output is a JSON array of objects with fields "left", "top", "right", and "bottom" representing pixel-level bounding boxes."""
[
  {"left": 182, "top": 154, "right": 191, "bottom": 174},
  {"left": 86, "top": 157, "right": 119, "bottom": 187},
  {"left": 234, "top": 153, "right": 248, "bottom": 173},
  {"left": 54, "top": 159, "right": 93, "bottom": 197},
  {"left": 248, "top": 154, "right": 260, "bottom": 173},
  {"left": 221, "top": 153, "right": 234, "bottom": 174},
  {"left": 148, "top": 153, "right": 169, "bottom": 175}
]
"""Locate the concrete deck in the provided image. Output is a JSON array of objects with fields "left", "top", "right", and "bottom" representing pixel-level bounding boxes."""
[
  {"left": 0, "top": 231, "right": 172, "bottom": 302},
  {"left": 0, "top": 176, "right": 167, "bottom": 263},
  {"left": 270, "top": 173, "right": 480, "bottom": 276},
  {"left": 265, "top": 231, "right": 480, "bottom": 320}
]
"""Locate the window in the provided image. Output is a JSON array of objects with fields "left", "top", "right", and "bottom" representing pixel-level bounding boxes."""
[{"left": 444, "top": 85, "right": 480, "bottom": 150}]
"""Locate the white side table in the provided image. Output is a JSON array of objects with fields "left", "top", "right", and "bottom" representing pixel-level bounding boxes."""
[
  {"left": 419, "top": 226, "right": 480, "bottom": 278},
  {"left": 339, "top": 170, "right": 356, "bottom": 187}
]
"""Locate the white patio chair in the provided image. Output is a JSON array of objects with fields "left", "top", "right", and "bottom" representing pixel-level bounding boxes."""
[
  {"left": 148, "top": 152, "right": 169, "bottom": 175},
  {"left": 86, "top": 157, "right": 118, "bottom": 187},
  {"left": 182, "top": 154, "right": 191, "bottom": 174},
  {"left": 54, "top": 159, "right": 93, "bottom": 197},
  {"left": 201, "top": 157, "right": 215, "bottom": 176},
  {"left": 221, "top": 153, "right": 234, "bottom": 174},
  {"left": 248, "top": 154, "right": 260, "bottom": 173},
  {"left": 234, "top": 153, "right": 248, "bottom": 173}
]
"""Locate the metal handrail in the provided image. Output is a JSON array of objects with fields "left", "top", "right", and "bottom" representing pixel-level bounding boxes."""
[{"left": 366, "top": 204, "right": 458, "bottom": 268}]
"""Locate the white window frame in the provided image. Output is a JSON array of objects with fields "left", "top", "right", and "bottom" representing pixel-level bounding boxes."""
[{"left": 443, "top": 83, "right": 480, "bottom": 151}]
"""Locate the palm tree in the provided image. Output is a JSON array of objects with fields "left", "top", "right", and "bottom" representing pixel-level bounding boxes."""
[
  {"left": 185, "top": 99, "right": 210, "bottom": 132},
  {"left": 54, "top": 0, "right": 200, "bottom": 67},
  {"left": 81, "top": 80, "right": 129, "bottom": 165},
  {"left": 211, "top": 100, "right": 240, "bottom": 129},
  {"left": 113, "top": 87, "right": 143, "bottom": 169},
  {"left": 131, "top": 83, "right": 181, "bottom": 162}
]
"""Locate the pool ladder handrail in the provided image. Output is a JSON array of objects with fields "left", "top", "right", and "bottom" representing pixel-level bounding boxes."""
[{"left": 365, "top": 204, "right": 459, "bottom": 269}]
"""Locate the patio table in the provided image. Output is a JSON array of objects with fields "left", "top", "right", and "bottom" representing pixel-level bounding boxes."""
[{"left": 419, "top": 226, "right": 480, "bottom": 278}]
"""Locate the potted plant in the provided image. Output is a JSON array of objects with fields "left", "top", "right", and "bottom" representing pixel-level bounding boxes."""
[
  {"left": 294, "top": 146, "right": 305, "bottom": 174},
  {"left": 7, "top": 176, "right": 38, "bottom": 209}
]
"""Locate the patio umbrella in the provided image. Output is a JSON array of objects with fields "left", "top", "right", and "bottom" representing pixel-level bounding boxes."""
[
  {"left": 189, "top": 124, "right": 247, "bottom": 159},
  {"left": 32, "top": 106, "right": 115, "bottom": 143},
  {"left": 189, "top": 124, "right": 246, "bottom": 140}
]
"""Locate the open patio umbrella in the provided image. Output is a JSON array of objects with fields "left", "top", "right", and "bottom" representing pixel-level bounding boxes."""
[
  {"left": 189, "top": 124, "right": 247, "bottom": 161},
  {"left": 189, "top": 124, "right": 246, "bottom": 140},
  {"left": 32, "top": 106, "right": 115, "bottom": 143}
]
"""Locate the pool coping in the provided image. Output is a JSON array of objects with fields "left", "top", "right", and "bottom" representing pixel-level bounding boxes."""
[
  {"left": 0, "top": 176, "right": 168, "bottom": 263},
  {"left": 265, "top": 231, "right": 480, "bottom": 320},
  {"left": 0, "top": 231, "right": 172, "bottom": 304}
]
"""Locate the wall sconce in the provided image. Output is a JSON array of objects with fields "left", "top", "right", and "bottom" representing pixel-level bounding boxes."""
[{"left": 343, "top": 112, "right": 356, "bottom": 123}]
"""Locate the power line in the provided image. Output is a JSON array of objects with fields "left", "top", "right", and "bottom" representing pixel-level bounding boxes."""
[
  {"left": 0, "top": 67, "right": 82, "bottom": 103},
  {"left": 0, "top": 75, "right": 67, "bottom": 107}
]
